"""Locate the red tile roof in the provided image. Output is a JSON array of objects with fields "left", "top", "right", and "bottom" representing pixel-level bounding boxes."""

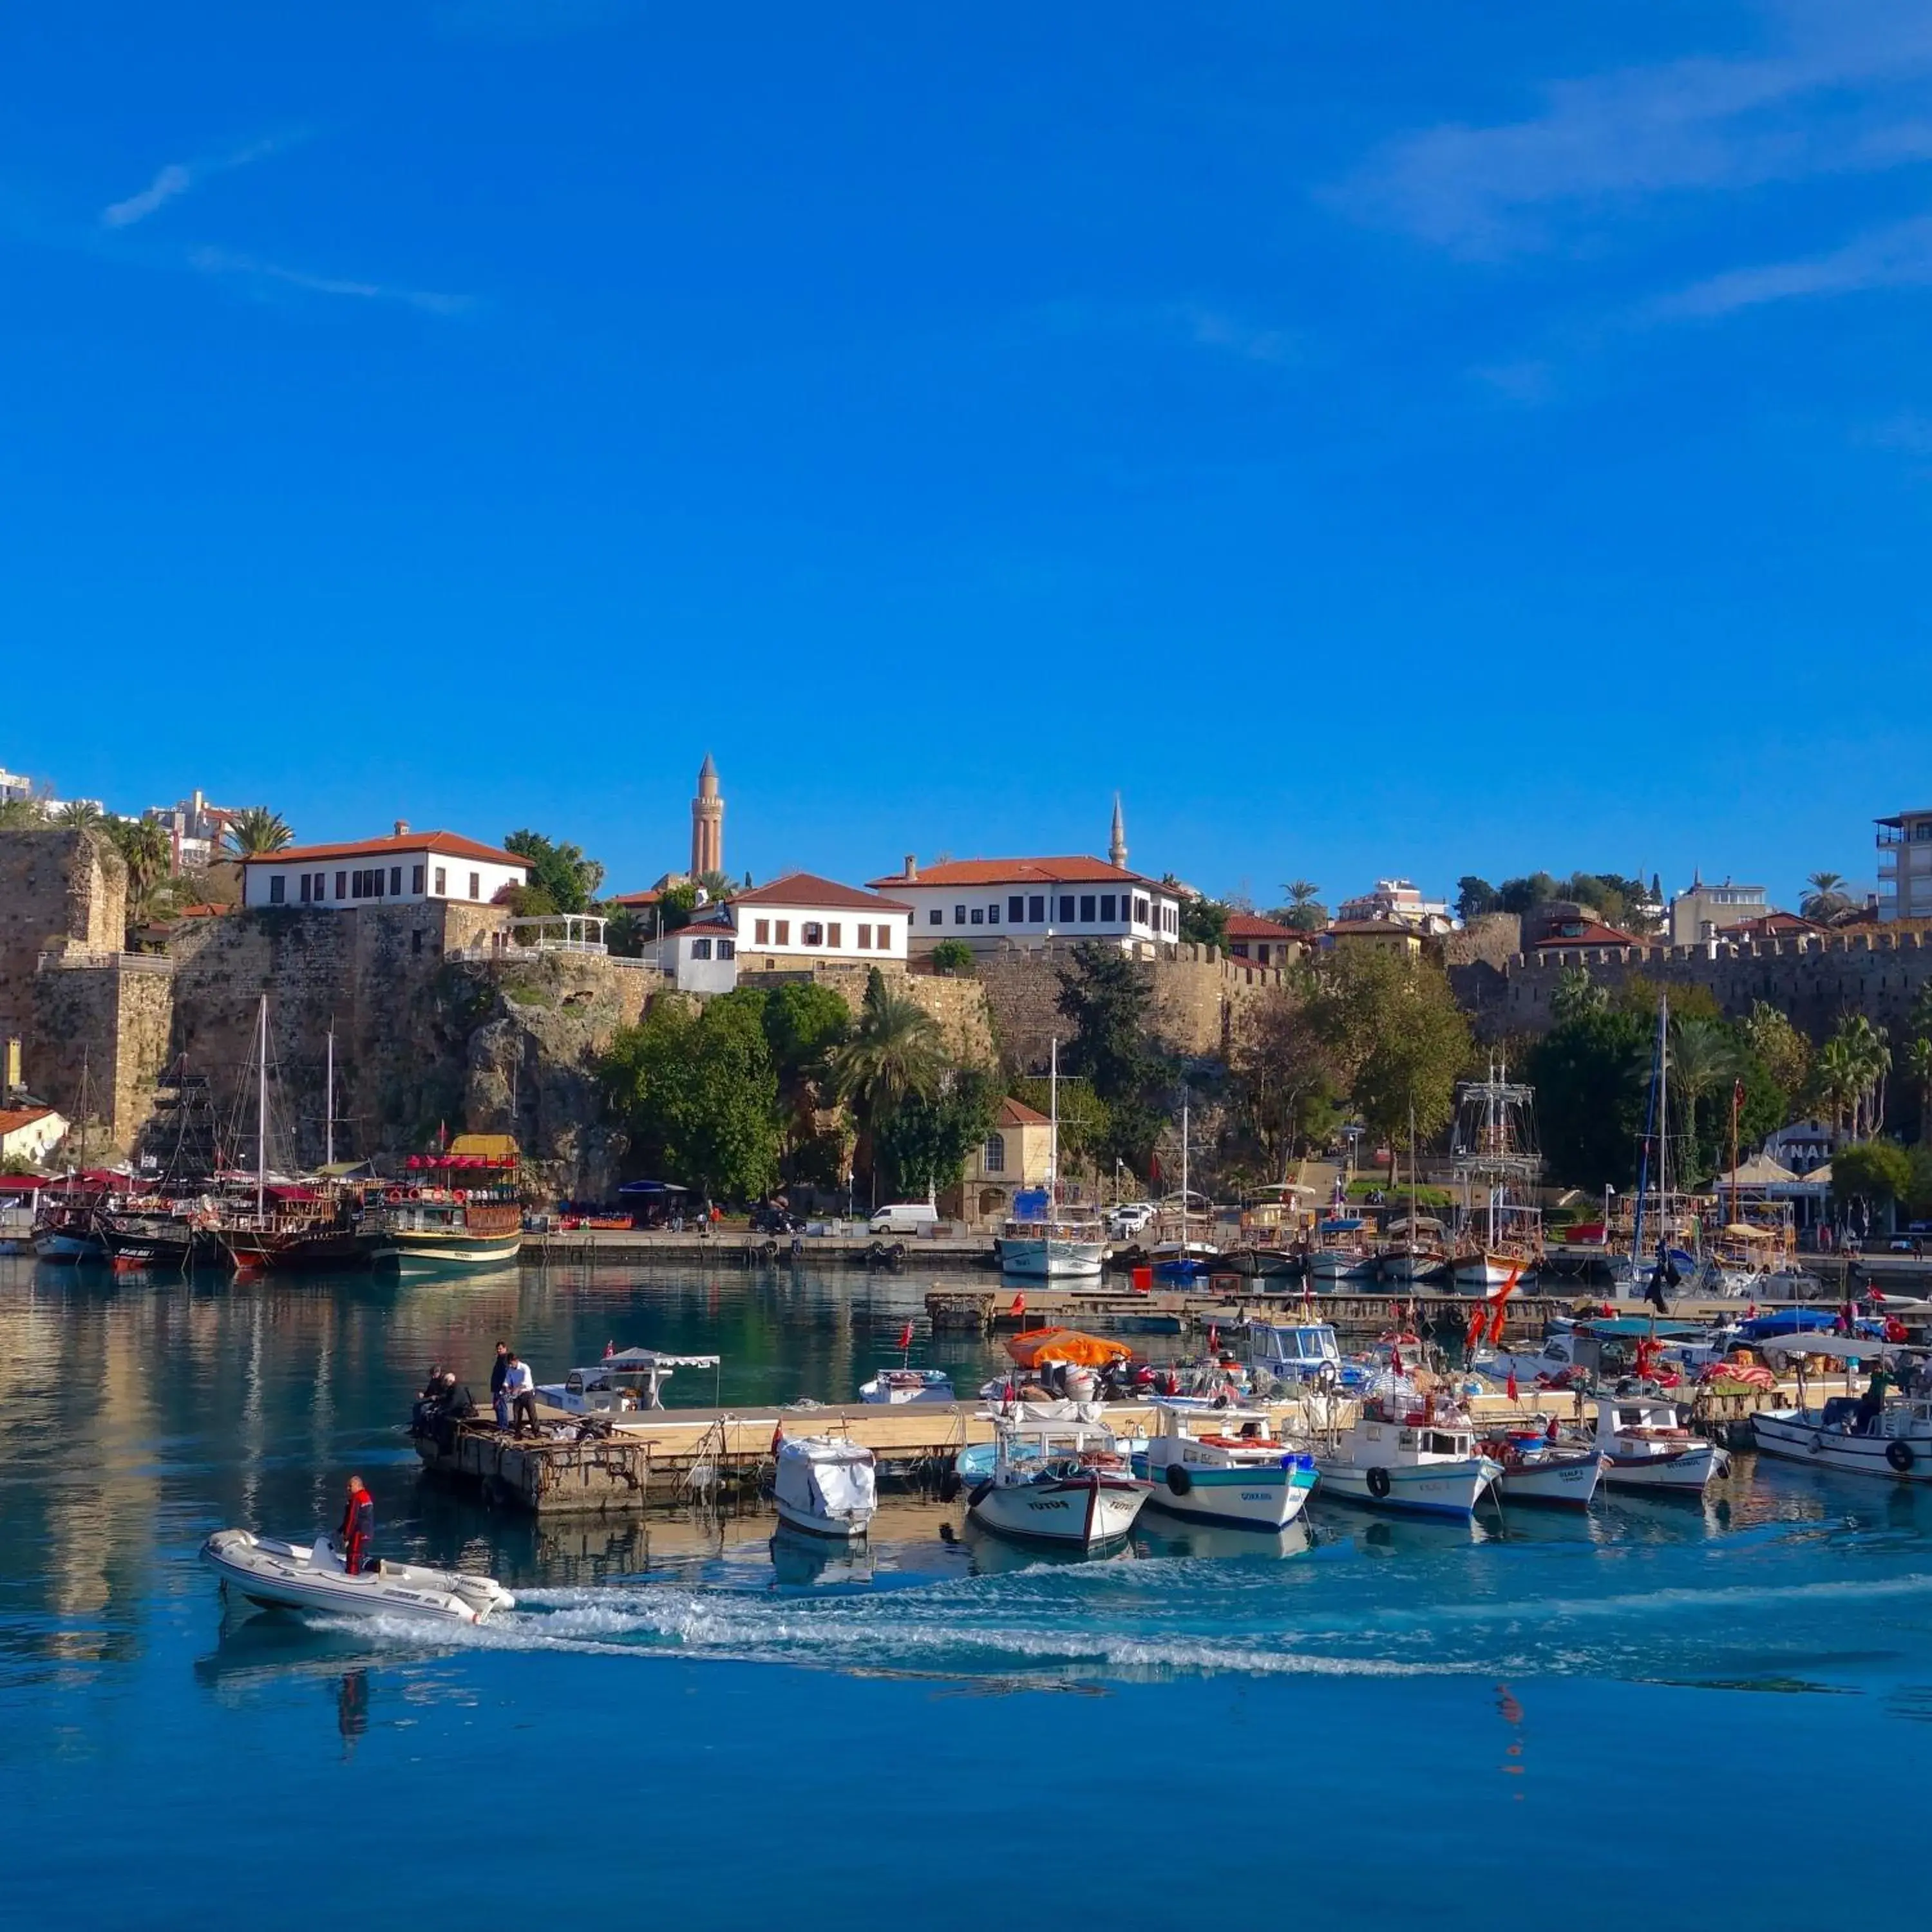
[
  {"left": 1533, "top": 919, "right": 1642, "bottom": 947},
  {"left": 1718, "top": 912, "right": 1823, "bottom": 939},
  {"left": 734, "top": 871, "right": 912, "bottom": 913},
  {"left": 0, "top": 1106, "right": 58, "bottom": 1135},
  {"left": 1327, "top": 918, "right": 1422, "bottom": 936},
  {"left": 1225, "top": 913, "right": 1304, "bottom": 942},
  {"left": 609, "top": 889, "right": 662, "bottom": 907},
  {"left": 869, "top": 856, "right": 1162, "bottom": 890},
  {"left": 996, "top": 1095, "right": 1050, "bottom": 1128},
  {"left": 240, "top": 831, "right": 526, "bottom": 867}
]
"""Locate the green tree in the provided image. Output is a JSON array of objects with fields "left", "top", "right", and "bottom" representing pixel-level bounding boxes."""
[
  {"left": 1275, "top": 880, "right": 1327, "bottom": 933},
  {"left": 1801, "top": 871, "right": 1852, "bottom": 921},
  {"left": 106, "top": 817, "right": 185, "bottom": 942},
  {"left": 1741, "top": 1000, "right": 1810, "bottom": 1103},
  {"left": 1498, "top": 872, "right": 1560, "bottom": 916},
  {"left": 754, "top": 981, "right": 852, "bottom": 1183},
  {"left": 1229, "top": 976, "right": 1345, "bottom": 1174},
  {"left": 875, "top": 1067, "right": 999, "bottom": 1200},
  {"left": 222, "top": 807, "right": 294, "bottom": 856},
  {"left": 1667, "top": 1014, "right": 1741, "bottom": 1180},
  {"left": 601, "top": 996, "right": 780, "bottom": 1200},
  {"left": 1550, "top": 963, "right": 1609, "bottom": 1024},
  {"left": 1904, "top": 1143, "right": 1932, "bottom": 1222},
  {"left": 694, "top": 869, "right": 735, "bottom": 903},
  {"left": 1179, "top": 896, "right": 1230, "bottom": 948},
  {"left": 1303, "top": 948, "right": 1472, "bottom": 1181},
  {"left": 1906, "top": 1035, "right": 1932, "bottom": 1145},
  {"left": 503, "top": 829, "right": 605, "bottom": 914},
  {"left": 929, "top": 939, "right": 975, "bottom": 975},
  {"left": 1055, "top": 942, "right": 1170, "bottom": 1173},
  {"left": 52, "top": 799, "right": 102, "bottom": 828},
  {"left": 1525, "top": 1004, "right": 1651, "bottom": 1190},
  {"left": 0, "top": 799, "right": 44, "bottom": 829},
  {"left": 1455, "top": 876, "right": 1501, "bottom": 922},
  {"left": 656, "top": 880, "right": 701, "bottom": 934},
  {"left": 1831, "top": 1139, "right": 1913, "bottom": 1213},
  {"left": 829, "top": 969, "right": 946, "bottom": 1193}
]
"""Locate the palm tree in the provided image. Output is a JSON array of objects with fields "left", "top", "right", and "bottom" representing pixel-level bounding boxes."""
[
  {"left": 1801, "top": 870, "right": 1852, "bottom": 921},
  {"left": 829, "top": 969, "right": 945, "bottom": 1198},
  {"left": 222, "top": 807, "right": 294, "bottom": 856},
  {"left": 1667, "top": 1015, "right": 1739, "bottom": 1170},
  {"left": 52, "top": 798, "right": 102, "bottom": 828},
  {"left": 1812, "top": 1036, "right": 1862, "bottom": 1136},
  {"left": 1280, "top": 880, "right": 1326, "bottom": 933},
  {"left": 1906, "top": 1035, "right": 1932, "bottom": 1145},
  {"left": 1822, "top": 1013, "right": 1891, "bottom": 1137}
]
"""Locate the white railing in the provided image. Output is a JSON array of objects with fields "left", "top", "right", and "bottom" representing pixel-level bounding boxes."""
[{"left": 37, "top": 949, "right": 174, "bottom": 974}]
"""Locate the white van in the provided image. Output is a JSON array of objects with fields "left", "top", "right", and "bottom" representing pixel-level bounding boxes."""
[{"left": 869, "top": 1203, "right": 940, "bottom": 1236}]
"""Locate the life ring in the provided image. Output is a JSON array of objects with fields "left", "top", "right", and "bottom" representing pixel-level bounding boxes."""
[
  {"left": 384, "top": 1189, "right": 402, "bottom": 1204},
  {"left": 1166, "top": 1463, "right": 1193, "bottom": 1497},
  {"left": 891, "top": 1242, "right": 907, "bottom": 1263},
  {"left": 1366, "top": 1466, "right": 1392, "bottom": 1500},
  {"left": 1316, "top": 1363, "right": 1340, "bottom": 1394},
  {"left": 1886, "top": 1439, "right": 1916, "bottom": 1473},
  {"left": 408, "top": 1188, "right": 421, "bottom": 1201},
  {"left": 762, "top": 1240, "right": 779, "bottom": 1260}
]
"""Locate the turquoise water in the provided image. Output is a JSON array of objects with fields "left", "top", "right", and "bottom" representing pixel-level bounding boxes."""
[{"left": 5, "top": 1258, "right": 1931, "bottom": 1929}]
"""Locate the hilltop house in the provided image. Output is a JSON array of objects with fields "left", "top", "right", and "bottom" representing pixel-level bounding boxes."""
[
  {"left": 656, "top": 873, "right": 911, "bottom": 992},
  {"left": 239, "top": 824, "right": 528, "bottom": 910},
  {"left": 868, "top": 855, "right": 1180, "bottom": 956},
  {"left": 1224, "top": 913, "right": 1305, "bottom": 968},
  {"left": 0, "top": 1105, "right": 68, "bottom": 1166},
  {"left": 958, "top": 1094, "right": 1054, "bottom": 1226}
]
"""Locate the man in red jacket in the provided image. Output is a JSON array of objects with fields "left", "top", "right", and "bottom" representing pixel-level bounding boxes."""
[{"left": 339, "top": 1475, "right": 374, "bottom": 1575}]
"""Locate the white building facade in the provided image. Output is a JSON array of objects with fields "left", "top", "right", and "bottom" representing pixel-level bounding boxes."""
[
  {"left": 1878, "top": 810, "right": 1932, "bottom": 921},
  {"left": 1335, "top": 878, "right": 1452, "bottom": 933},
  {"left": 866, "top": 856, "right": 1180, "bottom": 955},
  {"left": 732, "top": 874, "right": 911, "bottom": 966},
  {"left": 240, "top": 826, "right": 528, "bottom": 911}
]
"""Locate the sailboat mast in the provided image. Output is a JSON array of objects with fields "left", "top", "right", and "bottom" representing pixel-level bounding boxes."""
[
  {"left": 1657, "top": 992, "right": 1670, "bottom": 1267},
  {"left": 325, "top": 1025, "right": 335, "bottom": 1170},
  {"left": 255, "top": 995, "right": 267, "bottom": 1221},
  {"left": 1048, "top": 1037, "right": 1059, "bottom": 1217},
  {"left": 1181, "top": 1095, "right": 1190, "bottom": 1247}
]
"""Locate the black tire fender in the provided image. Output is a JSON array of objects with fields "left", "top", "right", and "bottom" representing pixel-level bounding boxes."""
[
  {"left": 1166, "top": 1463, "right": 1193, "bottom": 1497},
  {"left": 1366, "top": 1466, "right": 1392, "bottom": 1500},
  {"left": 891, "top": 1241, "right": 907, "bottom": 1262},
  {"left": 967, "top": 1479, "right": 992, "bottom": 1508},
  {"left": 1888, "top": 1438, "right": 1916, "bottom": 1473}
]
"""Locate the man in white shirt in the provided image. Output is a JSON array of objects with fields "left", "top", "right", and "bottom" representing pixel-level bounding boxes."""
[{"left": 504, "top": 1351, "right": 538, "bottom": 1437}]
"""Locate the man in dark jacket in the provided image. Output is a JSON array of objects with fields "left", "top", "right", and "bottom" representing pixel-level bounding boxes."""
[
  {"left": 339, "top": 1475, "right": 374, "bottom": 1575},
  {"left": 489, "top": 1340, "right": 511, "bottom": 1430},
  {"left": 434, "top": 1371, "right": 475, "bottom": 1450}
]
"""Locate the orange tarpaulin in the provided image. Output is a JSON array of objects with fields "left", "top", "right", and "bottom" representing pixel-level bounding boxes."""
[{"left": 1004, "top": 1327, "right": 1133, "bottom": 1370}]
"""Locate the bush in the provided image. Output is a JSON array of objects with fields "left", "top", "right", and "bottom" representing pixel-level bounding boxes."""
[{"left": 929, "top": 940, "right": 975, "bottom": 976}]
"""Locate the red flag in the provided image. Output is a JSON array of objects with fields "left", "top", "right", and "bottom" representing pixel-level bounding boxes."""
[
  {"left": 1009, "top": 1292, "right": 1025, "bottom": 1317},
  {"left": 1390, "top": 1345, "right": 1403, "bottom": 1378},
  {"left": 1506, "top": 1370, "right": 1519, "bottom": 1403},
  {"left": 1464, "top": 1308, "right": 1486, "bottom": 1352},
  {"left": 897, "top": 1320, "right": 914, "bottom": 1351},
  {"left": 1208, "top": 1322, "right": 1218, "bottom": 1354},
  {"left": 770, "top": 1419, "right": 784, "bottom": 1457}
]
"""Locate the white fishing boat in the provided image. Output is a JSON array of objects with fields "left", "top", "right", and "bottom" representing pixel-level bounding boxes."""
[
  {"left": 1142, "top": 1403, "right": 1318, "bottom": 1531},
  {"left": 201, "top": 1528, "right": 515, "bottom": 1624},
  {"left": 1592, "top": 1394, "right": 1722, "bottom": 1492},
  {"left": 1245, "top": 1318, "right": 1358, "bottom": 1388},
  {"left": 1478, "top": 1426, "right": 1605, "bottom": 1509},
  {"left": 966, "top": 1418, "right": 1150, "bottom": 1551},
  {"left": 773, "top": 1435, "right": 878, "bottom": 1538},
  {"left": 859, "top": 1366, "right": 955, "bottom": 1404},
  {"left": 1311, "top": 1390, "right": 1501, "bottom": 1519},
  {"left": 1749, "top": 1334, "right": 1932, "bottom": 1481},
  {"left": 536, "top": 1348, "right": 721, "bottom": 1414}
]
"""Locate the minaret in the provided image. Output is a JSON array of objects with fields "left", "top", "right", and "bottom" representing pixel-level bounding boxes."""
[
  {"left": 691, "top": 753, "right": 723, "bottom": 879},
  {"left": 1108, "top": 793, "right": 1128, "bottom": 871}
]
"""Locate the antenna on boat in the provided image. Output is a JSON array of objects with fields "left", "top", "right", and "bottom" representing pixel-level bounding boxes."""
[{"left": 325, "top": 1022, "right": 335, "bottom": 1170}]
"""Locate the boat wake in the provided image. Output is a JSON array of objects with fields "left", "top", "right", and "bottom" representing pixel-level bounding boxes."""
[{"left": 321, "top": 1522, "right": 1932, "bottom": 1689}]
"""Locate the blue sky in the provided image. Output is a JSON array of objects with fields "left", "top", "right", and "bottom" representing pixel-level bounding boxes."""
[{"left": 3, "top": 1, "right": 1927, "bottom": 911}]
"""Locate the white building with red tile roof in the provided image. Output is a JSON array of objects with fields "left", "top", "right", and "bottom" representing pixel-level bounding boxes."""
[
  {"left": 732, "top": 873, "right": 911, "bottom": 968},
  {"left": 0, "top": 1104, "right": 68, "bottom": 1166},
  {"left": 1224, "top": 913, "right": 1306, "bottom": 968},
  {"left": 866, "top": 854, "right": 1180, "bottom": 956},
  {"left": 238, "top": 822, "right": 528, "bottom": 910}
]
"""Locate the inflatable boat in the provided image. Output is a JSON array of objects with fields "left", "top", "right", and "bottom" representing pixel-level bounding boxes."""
[{"left": 201, "top": 1528, "right": 516, "bottom": 1624}]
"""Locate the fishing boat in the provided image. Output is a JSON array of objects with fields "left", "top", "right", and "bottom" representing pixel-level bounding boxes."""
[
  {"left": 858, "top": 1367, "right": 956, "bottom": 1404},
  {"left": 1244, "top": 1318, "right": 1362, "bottom": 1389},
  {"left": 1478, "top": 1426, "right": 1605, "bottom": 1509},
  {"left": 370, "top": 1196, "right": 523, "bottom": 1273},
  {"left": 1379, "top": 1215, "right": 1450, "bottom": 1285},
  {"left": 537, "top": 1348, "right": 721, "bottom": 1414},
  {"left": 772, "top": 1435, "right": 878, "bottom": 1538},
  {"left": 1311, "top": 1388, "right": 1501, "bottom": 1518},
  {"left": 1151, "top": 1100, "right": 1217, "bottom": 1280},
  {"left": 1305, "top": 1218, "right": 1376, "bottom": 1283},
  {"left": 1748, "top": 1335, "right": 1932, "bottom": 1481},
  {"left": 993, "top": 1039, "right": 1107, "bottom": 1279},
  {"left": 1141, "top": 1402, "right": 1318, "bottom": 1531},
  {"left": 1591, "top": 1394, "right": 1723, "bottom": 1492},
  {"left": 201, "top": 1528, "right": 515, "bottom": 1624},
  {"left": 965, "top": 1417, "right": 1150, "bottom": 1551}
]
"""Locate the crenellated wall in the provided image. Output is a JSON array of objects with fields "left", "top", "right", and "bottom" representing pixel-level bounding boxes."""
[{"left": 1454, "top": 927, "right": 1932, "bottom": 1040}]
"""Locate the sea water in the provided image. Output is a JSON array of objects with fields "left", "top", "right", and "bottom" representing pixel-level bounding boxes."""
[{"left": 4, "top": 1256, "right": 1930, "bottom": 1930}]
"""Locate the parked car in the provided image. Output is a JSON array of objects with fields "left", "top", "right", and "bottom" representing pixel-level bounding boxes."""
[
  {"left": 749, "top": 1202, "right": 802, "bottom": 1234},
  {"left": 1108, "top": 1202, "right": 1155, "bottom": 1237},
  {"left": 869, "top": 1203, "right": 940, "bottom": 1236}
]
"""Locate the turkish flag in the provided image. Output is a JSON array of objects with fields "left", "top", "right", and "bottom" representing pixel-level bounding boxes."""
[
  {"left": 1010, "top": 1293, "right": 1025, "bottom": 1317},
  {"left": 770, "top": 1419, "right": 784, "bottom": 1457},
  {"left": 1506, "top": 1370, "right": 1519, "bottom": 1403},
  {"left": 897, "top": 1320, "right": 914, "bottom": 1350}
]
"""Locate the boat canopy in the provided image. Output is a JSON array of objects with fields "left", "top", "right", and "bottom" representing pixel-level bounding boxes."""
[
  {"left": 1005, "top": 1327, "right": 1133, "bottom": 1370},
  {"left": 1757, "top": 1334, "right": 1903, "bottom": 1363}
]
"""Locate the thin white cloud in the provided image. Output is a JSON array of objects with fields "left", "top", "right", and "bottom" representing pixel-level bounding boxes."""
[
  {"left": 1653, "top": 213, "right": 1932, "bottom": 317},
  {"left": 102, "top": 163, "right": 193, "bottom": 228},
  {"left": 188, "top": 246, "right": 469, "bottom": 316},
  {"left": 1336, "top": 3, "right": 1932, "bottom": 256},
  {"left": 100, "top": 135, "right": 298, "bottom": 229}
]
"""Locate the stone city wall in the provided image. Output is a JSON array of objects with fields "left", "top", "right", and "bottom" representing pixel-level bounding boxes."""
[
  {"left": 1454, "top": 927, "right": 1932, "bottom": 1042},
  {"left": 0, "top": 830, "right": 125, "bottom": 1076}
]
